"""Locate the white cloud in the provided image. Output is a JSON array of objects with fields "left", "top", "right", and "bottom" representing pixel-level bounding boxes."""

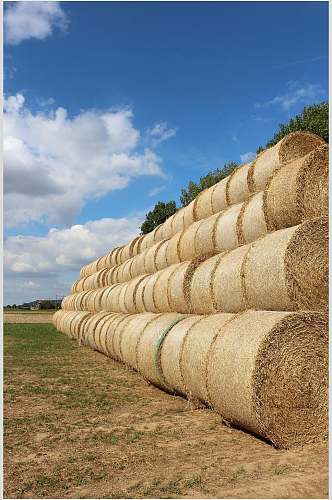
[
  {"left": 256, "top": 81, "right": 326, "bottom": 111},
  {"left": 4, "top": 94, "right": 166, "bottom": 227},
  {"left": 4, "top": 216, "right": 142, "bottom": 304},
  {"left": 4, "top": 1, "right": 68, "bottom": 45},
  {"left": 147, "top": 121, "right": 177, "bottom": 147},
  {"left": 240, "top": 152, "right": 255, "bottom": 163},
  {"left": 148, "top": 186, "right": 166, "bottom": 197}
]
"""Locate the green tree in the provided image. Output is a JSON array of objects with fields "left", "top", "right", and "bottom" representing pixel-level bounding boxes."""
[
  {"left": 39, "top": 300, "right": 55, "bottom": 310},
  {"left": 140, "top": 201, "right": 177, "bottom": 234},
  {"left": 257, "top": 101, "right": 328, "bottom": 153},
  {"left": 180, "top": 162, "right": 238, "bottom": 207}
]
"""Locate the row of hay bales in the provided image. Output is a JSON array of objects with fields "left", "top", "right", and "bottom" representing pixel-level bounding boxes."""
[
  {"left": 54, "top": 131, "right": 328, "bottom": 449},
  {"left": 63, "top": 217, "right": 328, "bottom": 315},
  {"left": 53, "top": 308, "right": 328, "bottom": 449},
  {"left": 78, "top": 132, "right": 325, "bottom": 280},
  {"left": 72, "top": 143, "right": 328, "bottom": 292}
]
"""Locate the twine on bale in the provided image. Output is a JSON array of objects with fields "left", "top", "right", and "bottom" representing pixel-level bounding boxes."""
[{"left": 153, "top": 315, "right": 188, "bottom": 393}]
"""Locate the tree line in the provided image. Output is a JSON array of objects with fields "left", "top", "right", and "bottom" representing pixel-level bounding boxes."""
[{"left": 140, "top": 102, "right": 328, "bottom": 234}]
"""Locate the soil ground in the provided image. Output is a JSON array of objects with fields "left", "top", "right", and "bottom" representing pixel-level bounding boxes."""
[{"left": 4, "top": 323, "right": 328, "bottom": 499}]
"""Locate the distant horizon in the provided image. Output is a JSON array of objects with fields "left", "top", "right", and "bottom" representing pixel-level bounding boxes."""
[{"left": 4, "top": 1, "right": 328, "bottom": 304}]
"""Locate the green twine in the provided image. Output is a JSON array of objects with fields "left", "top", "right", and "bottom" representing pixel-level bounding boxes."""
[{"left": 154, "top": 315, "right": 188, "bottom": 390}]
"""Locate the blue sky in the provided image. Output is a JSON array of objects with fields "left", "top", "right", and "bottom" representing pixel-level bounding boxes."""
[{"left": 4, "top": 1, "right": 328, "bottom": 304}]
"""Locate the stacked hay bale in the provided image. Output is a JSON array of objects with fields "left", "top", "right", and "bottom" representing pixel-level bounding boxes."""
[{"left": 54, "top": 132, "right": 328, "bottom": 449}]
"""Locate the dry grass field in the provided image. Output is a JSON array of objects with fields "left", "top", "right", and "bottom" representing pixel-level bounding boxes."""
[
  {"left": 4, "top": 323, "right": 328, "bottom": 499},
  {"left": 4, "top": 311, "right": 55, "bottom": 323}
]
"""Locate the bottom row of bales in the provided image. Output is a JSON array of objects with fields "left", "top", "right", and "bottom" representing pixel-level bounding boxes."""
[{"left": 53, "top": 309, "right": 328, "bottom": 450}]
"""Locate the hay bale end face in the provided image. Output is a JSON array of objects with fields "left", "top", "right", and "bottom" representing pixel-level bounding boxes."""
[{"left": 207, "top": 310, "right": 328, "bottom": 448}]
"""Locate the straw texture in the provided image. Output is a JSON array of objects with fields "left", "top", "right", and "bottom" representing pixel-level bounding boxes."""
[
  {"left": 207, "top": 310, "right": 328, "bottom": 448},
  {"left": 249, "top": 131, "right": 324, "bottom": 193},
  {"left": 265, "top": 143, "right": 328, "bottom": 231},
  {"left": 136, "top": 313, "right": 184, "bottom": 390}
]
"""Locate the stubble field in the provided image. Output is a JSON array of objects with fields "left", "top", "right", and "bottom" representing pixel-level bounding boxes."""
[{"left": 4, "top": 323, "right": 328, "bottom": 499}]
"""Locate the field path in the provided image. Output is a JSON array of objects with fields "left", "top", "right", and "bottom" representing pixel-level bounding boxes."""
[{"left": 4, "top": 323, "right": 328, "bottom": 499}]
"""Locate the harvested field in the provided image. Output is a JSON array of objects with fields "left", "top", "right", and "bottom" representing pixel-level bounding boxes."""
[
  {"left": 4, "top": 323, "right": 328, "bottom": 499},
  {"left": 4, "top": 312, "right": 54, "bottom": 324}
]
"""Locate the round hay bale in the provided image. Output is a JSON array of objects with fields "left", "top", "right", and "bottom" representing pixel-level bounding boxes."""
[
  {"left": 214, "top": 203, "right": 242, "bottom": 252},
  {"left": 238, "top": 192, "right": 267, "bottom": 245},
  {"left": 143, "top": 273, "right": 160, "bottom": 313},
  {"left": 160, "top": 316, "right": 202, "bottom": 397},
  {"left": 153, "top": 266, "right": 176, "bottom": 313},
  {"left": 211, "top": 177, "right": 228, "bottom": 214},
  {"left": 130, "top": 251, "right": 146, "bottom": 278},
  {"left": 108, "top": 266, "right": 120, "bottom": 285},
  {"left": 120, "top": 243, "right": 131, "bottom": 263},
  {"left": 194, "top": 213, "right": 219, "bottom": 258},
  {"left": 120, "top": 313, "right": 157, "bottom": 370},
  {"left": 100, "top": 285, "right": 117, "bottom": 311},
  {"left": 119, "top": 259, "right": 133, "bottom": 283},
  {"left": 81, "top": 290, "right": 92, "bottom": 311},
  {"left": 52, "top": 310, "right": 62, "bottom": 329},
  {"left": 248, "top": 131, "right": 324, "bottom": 193},
  {"left": 166, "top": 231, "right": 182, "bottom": 266},
  {"left": 243, "top": 217, "right": 328, "bottom": 312},
  {"left": 144, "top": 240, "right": 165, "bottom": 274},
  {"left": 71, "top": 279, "right": 80, "bottom": 294},
  {"left": 92, "top": 288, "right": 106, "bottom": 312},
  {"left": 153, "top": 224, "right": 164, "bottom": 243},
  {"left": 178, "top": 221, "right": 201, "bottom": 261},
  {"left": 134, "top": 275, "right": 151, "bottom": 313},
  {"left": 141, "top": 226, "right": 161, "bottom": 252},
  {"left": 155, "top": 239, "right": 169, "bottom": 271},
  {"left": 105, "top": 283, "right": 123, "bottom": 312},
  {"left": 112, "top": 314, "right": 134, "bottom": 362},
  {"left": 115, "top": 246, "right": 126, "bottom": 265},
  {"left": 97, "top": 254, "right": 109, "bottom": 270},
  {"left": 212, "top": 245, "right": 250, "bottom": 313},
  {"left": 99, "top": 313, "right": 130, "bottom": 359},
  {"left": 81, "top": 311, "right": 110, "bottom": 347},
  {"left": 194, "top": 188, "right": 214, "bottom": 221},
  {"left": 183, "top": 200, "right": 196, "bottom": 228},
  {"left": 180, "top": 313, "right": 233, "bottom": 405},
  {"left": 136, "top": 313, "right": 185, "bottom": 390},
  {"left": 93, "top": 312, "right": 118, "bottom": 352},
  {"left": 96, "top": 313, "right": 121, "bottom": 355},
  {"left": 76, "top": 312, "right": 94, "bottom": 344},
  {"left": 124, "top": 274, "right": 150, "bottom": 313},
  {"left": 132, "top": 235, "right": 144, "bottom": 256},
  {"left": 161, "top": 213, "right": 175, "bottom": 240},
  {"left": 265, "top": 144, "right": 329, "bottom": 231},
  {"left": 168, "top": 262, "right": 191, "bottom": 313},
  {"left": 117, "top": 283, "right": 130, "bottom": 313},
  {"left": 206, "top": 310, "right": 328, "bottom": 448},
  {"left": 172, "top": 208, "right": 185, "bottom": 234},
  {"left": 104, "top": 267, "right": 116, "bottom": 286},
  {"left": 226, "top": 163, "right": 251, "bottom": 205},
  {"left": 188, "top": 254, "right": 220, "bottom": 314},
  {"left": 84, "top": 311, "right": 111, "bottom": 349},
  {"left": 129, "top": 236, "right": 140, "bottom": 258}
]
